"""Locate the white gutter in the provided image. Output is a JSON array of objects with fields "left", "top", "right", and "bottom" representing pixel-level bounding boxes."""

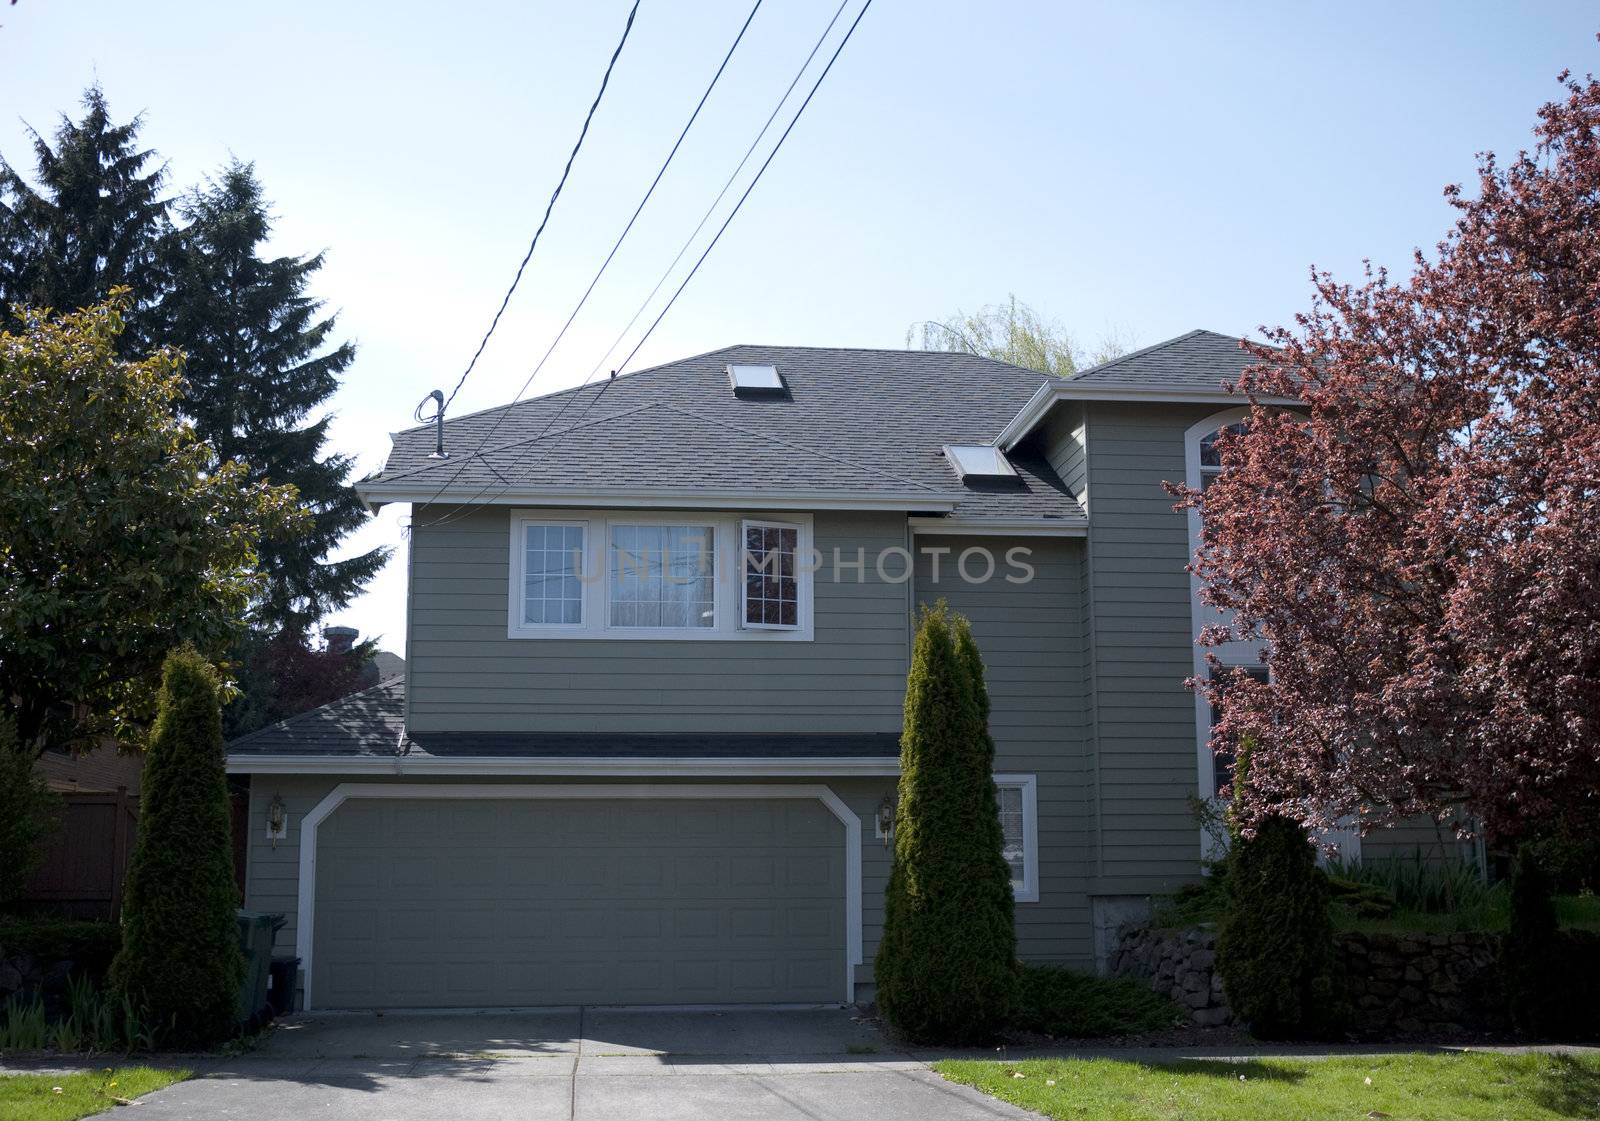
[
  {"left": 226, "top": 754, "right": 901, "bottom": 777},
  {"left": 355, "top": 482, "right": 962, "bottom": 514}
]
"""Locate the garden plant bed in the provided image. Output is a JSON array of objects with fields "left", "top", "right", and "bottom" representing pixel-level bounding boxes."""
[
  {"left": 0, "top": 1067, "right": 186, "bottom": 1121},
  {"left": 937, "top": 1050, "right": 1600, "bottom": 1121}
]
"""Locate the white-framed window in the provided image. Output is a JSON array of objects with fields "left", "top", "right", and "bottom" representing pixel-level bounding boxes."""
[
  {"left": 994, "top": 774, "right": 1039, "bottom": 902},
  {"left": 1183, "top": 411, "right": 1361, "bottom": 862},
  {"left": 514, "top": 520, "right": 588, "bottom": 631},
  {"left": 507, "top": 510, "right": 814, "bottom": 641},
  {"left": 741, "top": 519, "right": 802, "bottom": 629},
  {"left": 609, "top": 522, "right": 717, "bottom": 629}
]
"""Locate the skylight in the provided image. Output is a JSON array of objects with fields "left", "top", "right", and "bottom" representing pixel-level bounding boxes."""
[
  {"left": 944, "top": 444, "right": 1017, "bottom": 480},
  {"left": 727, "top": 364, "right": 785, "bottom": 392}
]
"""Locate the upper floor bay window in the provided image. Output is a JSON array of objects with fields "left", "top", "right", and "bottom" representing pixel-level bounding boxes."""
[{"left": 508, "top": 511, "right": 814, "bottom": 640}]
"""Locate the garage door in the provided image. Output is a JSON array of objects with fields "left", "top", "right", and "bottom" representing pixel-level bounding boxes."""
[{"left": 310, "top": 797, "right": 846, "bottom": 1008}]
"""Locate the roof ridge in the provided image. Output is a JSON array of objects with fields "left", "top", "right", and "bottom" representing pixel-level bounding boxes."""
[
  {"left": 657, "top": 403, "right": 942, "bottom": 493},
  {"left": 226, "top": 675, "right": 404, "bottom": 749}
]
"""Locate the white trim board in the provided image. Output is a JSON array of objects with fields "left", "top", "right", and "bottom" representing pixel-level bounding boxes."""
[
  {"left": 907, "top": 517, "right": 1087, "bottom": 538},
  {"left": 227, "top": 755, "right": 901, "bottom": 777},
  {"left": 995, "top": 382, "right": 1301, "bottom": 451},
  {"left": 359, "top": 482, "right": 962, "bottom": 514},
  {"left": 293, "top": 782, "right": 864, "bottom": 1010}
]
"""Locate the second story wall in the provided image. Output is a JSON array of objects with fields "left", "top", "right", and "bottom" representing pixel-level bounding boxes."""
[
  {"left": 1063, "top": 401, "right": 1227, "bottom": 893},
  {"left": 406, "top": 505, "right": 914, "bottom": 735}
]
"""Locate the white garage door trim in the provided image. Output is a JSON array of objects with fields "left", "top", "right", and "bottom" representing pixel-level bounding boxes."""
[{"left": 295, "top": 782, "right": 863, "bottom": 1010}]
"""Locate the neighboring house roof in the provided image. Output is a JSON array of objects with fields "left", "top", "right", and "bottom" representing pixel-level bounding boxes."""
[
  {"left": 226, "top": 675, "right": 900, "bottom": 769},
  {"left": 228, "top": 676, "right": 408, "bottom": 757},
  {"left": 358, "top": 346, "right": 1088, "bottom": 528}
]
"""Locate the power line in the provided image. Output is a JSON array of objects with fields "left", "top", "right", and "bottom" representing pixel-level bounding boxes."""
[
  {"left": 580, "top": 0, "right": 850, "bottom": 387},
  {"left": 439, "top": 0, "right": 640, "bottom": 416},
  {"left": 413, "top": 0, "right": 873, "bottom": 526},
  {"left": 409, "top": 0, "right": 767, "bottom": 524},
  {"left": 608, "top": 0, "right": 874, "bottom": 379}
]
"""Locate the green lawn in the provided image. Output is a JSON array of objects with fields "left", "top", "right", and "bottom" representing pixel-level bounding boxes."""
[
  {"left": 0, "top": 1068, "right": 187, "bottom": 1121},
  {"left": 937, "top": 1051, "right": 1600, "bottom": 1121}
]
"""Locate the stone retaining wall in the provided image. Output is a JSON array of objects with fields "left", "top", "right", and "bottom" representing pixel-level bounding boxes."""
[{"left": 1109, "top": 922, "right": 1510, "bottom": 1036}]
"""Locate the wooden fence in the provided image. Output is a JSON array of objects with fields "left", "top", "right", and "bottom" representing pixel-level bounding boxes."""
[{"left": 24, "top": 790, "right": 139, "bottom": 921}]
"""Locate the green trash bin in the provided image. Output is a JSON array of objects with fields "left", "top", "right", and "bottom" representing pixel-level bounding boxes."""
[{"left": 236, "top": 911, "right": 283, "bottom": 1025}]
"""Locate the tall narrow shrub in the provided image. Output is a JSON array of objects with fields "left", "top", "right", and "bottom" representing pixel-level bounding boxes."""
[
  {"left": 110, "top": 649, "right": 243, "bottom": 1048},
  {"left": 1216, "top": 815, "right": 1341, "bottom": 1039},
  {"left": 875, "top": 603, "right": 1015, "bottom": 1043},
  {"left": 1503, "top": 846, "right": 1561, "bottom": 1036}
]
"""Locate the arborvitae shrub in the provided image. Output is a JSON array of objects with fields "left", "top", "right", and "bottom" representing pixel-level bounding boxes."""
[
  {"left": 1216, "top": 815, "right": 1341, "bottom": 1039},
  {"left": 1503, "top": 845, "right": 1562, "bottom": 1036},
  {"left": 110, "top": 649, "right": 243, "bottom": 1048},
  {"left": 874, "top": 603, "right": 1016, "bottom": 1044}
]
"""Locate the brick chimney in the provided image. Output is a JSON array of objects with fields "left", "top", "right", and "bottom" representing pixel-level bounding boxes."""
[{"left": 325, "top": 625, "right": 358, "bottom": 655}]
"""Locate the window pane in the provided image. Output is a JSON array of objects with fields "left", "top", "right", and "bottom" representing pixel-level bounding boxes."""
[
  {"left": 743, "top": 523, "right": 799, "bottom": 628},
  {"left": 608, "top": 524, "right": 715, "bottom": 629},
  {"left": 523, "top": 524, "right": 584, "bottom": 626},
  {"left": 1208, "top": 665, "right": 1268, "bottom": 794},
  {"left": 1199, "top": 423, "right": 1246, "bottom": 468},
  {"left": 997, "top": 785, "right": 1026, "bottom": 885}
]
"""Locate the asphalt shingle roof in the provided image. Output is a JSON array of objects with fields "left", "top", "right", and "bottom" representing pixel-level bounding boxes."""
[
  {"left": 368, "top": 345, "right": 1087, "bottom": 523},
  {"left": 1069, "top": 329, "right": 1275, "bottom": 392},
  {"left": 226, "top": 675, "right": 898, "bottom": 759}
]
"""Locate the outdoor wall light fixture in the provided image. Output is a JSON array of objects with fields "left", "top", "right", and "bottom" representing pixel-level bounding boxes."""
[
  {"left": 266, "top": 794, "right": 287, "bottom": 848},
  {"left": 875, "top": 794, "right": 896, "bottom": 846}
]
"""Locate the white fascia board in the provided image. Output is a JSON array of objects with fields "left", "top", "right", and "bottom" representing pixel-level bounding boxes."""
[
  {"left": 995, "top": 383, "right": 1301, "bottom": 450},
  {"left": 356, "top": 482, "right": 961, "bottom": 514},
  {"left": 906, "top": 517, "right": 1087, "bottom": 538},
  {"left": 226, "top": 754, "right": 902, "bottom": 777}
]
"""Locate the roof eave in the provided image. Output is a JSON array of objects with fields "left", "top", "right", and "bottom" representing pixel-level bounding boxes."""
[
  {"left": 355, "top": 481, "right": 963, "bottom": 513},
  {"left": 226, "top": 754, "right": 902, "bottom": 777},
  {"left": 996, "top": 383, "right": 1302, "bottom": 450}
]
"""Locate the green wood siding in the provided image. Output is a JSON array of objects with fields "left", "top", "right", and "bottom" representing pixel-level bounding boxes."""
[
  {"left": 406, "top": 507, "right": 912, "bottom": 734},
  {"left": 914, "top": 534, "right": 1094, "bottom": 968}
]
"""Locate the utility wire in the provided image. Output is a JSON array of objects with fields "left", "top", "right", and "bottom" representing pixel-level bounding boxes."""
[
  {"left": 580, "top": 0, "right": 850, "bottom": 386},
  {"left": 409, "top": 0, "right": 766, "bottom": 525},
  {"left": 439, "top": 0, "right": 640, "bottom": 416},
  {"left": 609, "top": 0, "right": 874, "bottom": 379},
  {"left": 412, "top": 0, "right": 873, "bottom": 527}
]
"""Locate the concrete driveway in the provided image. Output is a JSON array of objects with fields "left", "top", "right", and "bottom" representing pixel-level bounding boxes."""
[{"left": 122, "top": 1007, "right": 1043, "bottom": 1120}]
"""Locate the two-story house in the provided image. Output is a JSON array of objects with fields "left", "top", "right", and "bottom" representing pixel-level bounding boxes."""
[{"left": 227, "top": 330, "right": 1416, "bottom": 1012}]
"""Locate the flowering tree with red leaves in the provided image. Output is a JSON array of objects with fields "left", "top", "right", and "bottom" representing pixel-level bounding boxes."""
[{"left": 1170, "top": 67, "right": 1600, "bottom": 845}]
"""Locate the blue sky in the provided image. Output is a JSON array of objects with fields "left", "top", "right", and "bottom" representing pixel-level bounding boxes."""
[{"left": 3, "top": 1, "right": 1595, "bottom": 652}]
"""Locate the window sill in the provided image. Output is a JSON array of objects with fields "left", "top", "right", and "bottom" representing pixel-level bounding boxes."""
[{"left": 506, "top": 626, "right": 814, "bottom": 642}]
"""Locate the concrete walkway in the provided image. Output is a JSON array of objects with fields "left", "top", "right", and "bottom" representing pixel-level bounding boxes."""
[{"left": 16, "top": 1008, "right": 1044, "bottom": 1121}]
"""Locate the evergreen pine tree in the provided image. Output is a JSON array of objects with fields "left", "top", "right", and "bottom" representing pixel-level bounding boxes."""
[
  {"left": 162, "top": 161, "right": 386, "bottom": 632},
  {"left": 0, "top": 85, "right": 170, "bottom": 349},
  {"left": 875, "top": 603, "right": 1016, "bottom": 1043},
  {"left": 110, "top": 649, "right": 244, "bottom": 1048}
]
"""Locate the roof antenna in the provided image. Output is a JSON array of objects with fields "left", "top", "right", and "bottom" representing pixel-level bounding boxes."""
[{"left": 413, "top": 390, "right": 449, "bottom": 459}]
